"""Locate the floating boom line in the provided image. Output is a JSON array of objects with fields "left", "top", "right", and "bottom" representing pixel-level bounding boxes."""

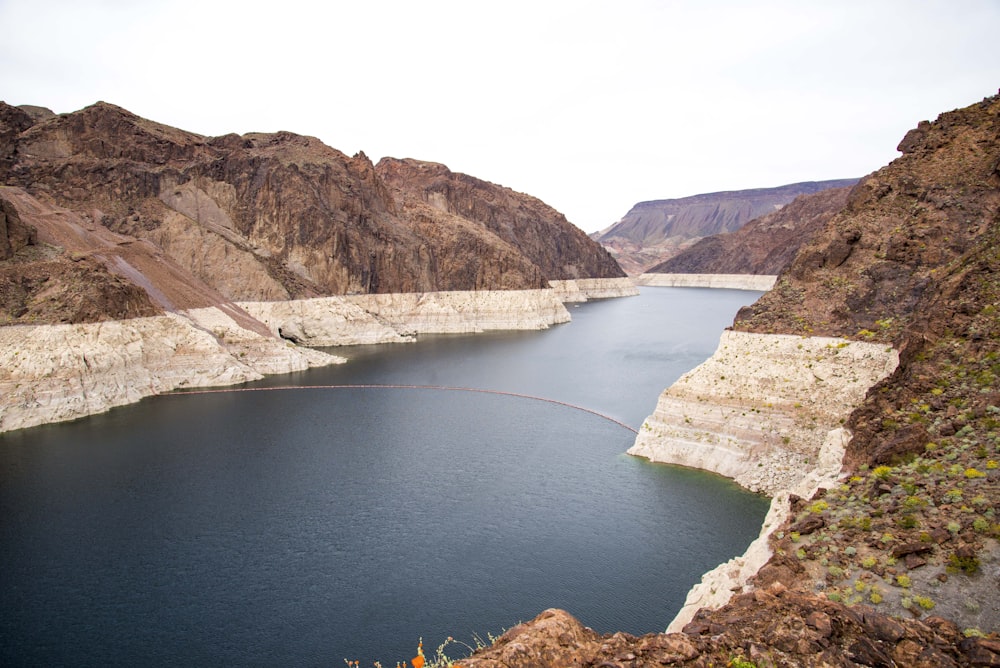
[{"left": 167, "top": 383, "right": 638, "bottom": 434}]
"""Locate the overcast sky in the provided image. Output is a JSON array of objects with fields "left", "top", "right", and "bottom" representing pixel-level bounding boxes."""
[{"left": 1, "top": 1, "right": 998, "bottom": 233}]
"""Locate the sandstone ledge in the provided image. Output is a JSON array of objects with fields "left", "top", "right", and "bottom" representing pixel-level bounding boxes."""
[
  {"left": 627, "top": 330, "right": 899, "bottom": 629},
  {"left": 548, "top": 277, "right": 638, "bottom": 302},
  {"left": 239, "top": 289, "right": 574, "bottom": 346},
  {"left": 635, "top": 273, "right": 777, "bottom": 291}
]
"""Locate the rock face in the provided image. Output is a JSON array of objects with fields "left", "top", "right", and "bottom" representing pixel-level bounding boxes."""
[
  {"left": 375, "top": 157, "right": 626, "bottom": 286},
  {"left": 633, "top": 273, "right": 777, "bottom": 290},
  {"left": 647, "top": 185, "right": 854, "bottom": 275},
  {"left": 629, "top": 330, "right": 899, "bottom": 495},
  {"left": 240, "top": 289, "right": 573, "bottom": 346},
  {"left": 593, "top": 179, "right": 858, "bottom": 274},
  {"left": 459, "top": 585, "right": 993, "bottom": 668},
  {"left": 0, "top": 309, "right": 343, "bottom": 433},
  {"left": 0, "top": 101, "right": 624, "bottom": 302}
]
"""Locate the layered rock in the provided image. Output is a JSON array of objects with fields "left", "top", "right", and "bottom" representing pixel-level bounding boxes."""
[
  {"left": 0, "top": 101, "right": 625, "bottom": 301},
  {"left": 547, "top": 277, "right": 638, "bottom": 301},
  {"left": 0, "top": 309, "right": 343, "bottom": 432},
  {"left": 647, "top": 185, "right": 854, "bottom": 276},
  {"left": 629, "top": 330, "right": 899, "bottom": 495},
  {"left": 633, "top": 273, "right": 777, "bottom": 291},
  {"left": 240, "top": 289, "right": 573, "bottom": 346},
  {"left": 593, "top": 179, "right": 857, "bottom": 274}
]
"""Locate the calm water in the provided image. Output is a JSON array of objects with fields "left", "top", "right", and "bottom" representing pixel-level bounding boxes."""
[{"left": 0, "top": 287, "right": 769, "bottom": 666}]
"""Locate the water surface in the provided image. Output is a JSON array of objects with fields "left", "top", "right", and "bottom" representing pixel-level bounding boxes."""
[{"left": 0, "top": 287, "right": 770, "bottom": 665}]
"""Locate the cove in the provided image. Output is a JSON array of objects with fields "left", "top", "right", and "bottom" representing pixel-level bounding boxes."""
[{"left": 0, "top": 287, "right": 770, "bottom": 666}]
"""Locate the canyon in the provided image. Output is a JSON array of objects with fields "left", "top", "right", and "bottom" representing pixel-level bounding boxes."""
[
  {"left": 0, "top": 101, "right": 634, "bottom": 431},
  {"left": 3, "top": 88, "right": 1000, "bottom": 667}
]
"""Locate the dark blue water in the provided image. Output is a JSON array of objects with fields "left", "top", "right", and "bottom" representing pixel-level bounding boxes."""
[{"left": 0, "top": 287, "right": 769, "bottom": 666}]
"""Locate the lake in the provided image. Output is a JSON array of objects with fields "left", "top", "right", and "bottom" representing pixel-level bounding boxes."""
[{"left": 0, "top": 287, "right": 770, "bottom": 666}]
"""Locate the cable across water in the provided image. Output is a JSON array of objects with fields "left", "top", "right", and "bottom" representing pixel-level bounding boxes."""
[{"left": 169, "top": 383, "right": 639, "bottom": 434}]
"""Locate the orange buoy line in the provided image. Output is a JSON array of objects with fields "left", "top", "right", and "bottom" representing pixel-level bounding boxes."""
[{"left": 167, "top": 384, "right": 639, "bottom": 434}]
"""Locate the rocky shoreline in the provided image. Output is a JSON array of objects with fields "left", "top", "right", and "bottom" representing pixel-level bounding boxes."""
[
  {"left": 634, "top": 273, "right": 777, "bottom": 290},
  {"left": 628, "top": 330, "right": 899, "bottom": 630},
  {"left": 0, "top": 279, "right": 633, "bottom": 433}
]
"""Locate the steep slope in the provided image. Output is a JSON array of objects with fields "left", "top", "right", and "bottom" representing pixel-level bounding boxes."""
[
  {"left": 376, "top": 157, "right": 625, "bottom": 284},
  {"left": 647, "top": 185, "right": 853, "bottom": 275},
  {"left": 595, "top": 179, "right": 857, "bottom": 274},
  {"left": 462, "top": 94, "right": 1000, "bottom": 666},
  {"left": 0, "top": 101, "right": 624, "bottom": 304}
]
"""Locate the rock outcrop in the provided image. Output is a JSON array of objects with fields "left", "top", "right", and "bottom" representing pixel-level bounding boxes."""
[
  {"left": 647, "top": 185, "right": 854, "bottom": 276},
  {"left": 0, "top": 309, "right": 343, "bottom": 433},
  {"left": 240, "top": 289, "right": 573, "bottom": 346},
  {"left": 629, "top": 331, "right": 899, "bottom": 495},
  {"left": 593, "top": 179, "right": 857, "bottom": 274},
  {"left": 459, "top": 585, "right": 996, "bottom": 667},
  {"left": 0, "top": 101, "right": 624, "bottom": 301}
]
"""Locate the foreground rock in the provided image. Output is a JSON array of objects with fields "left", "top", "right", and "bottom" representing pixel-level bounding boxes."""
[{"left": 459, "top": 585, "right": 995, "bottom": 667}]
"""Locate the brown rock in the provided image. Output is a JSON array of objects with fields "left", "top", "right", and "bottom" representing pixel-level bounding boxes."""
[{"left": 790, "top": 513, "right": 826, "bottom": 536}]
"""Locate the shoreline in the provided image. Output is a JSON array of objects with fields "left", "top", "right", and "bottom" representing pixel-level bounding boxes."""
[
  {"left": 627, "top": 329, "right": 899, "bottom": 630},
  {"left": 0, "top": 280, "right": 633, "bottom": 433},
  {"left": 634, "top": 273, "right": 777, "bottom": 291}
]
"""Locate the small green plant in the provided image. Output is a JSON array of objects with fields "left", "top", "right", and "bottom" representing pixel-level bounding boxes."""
[
  {"left": 872, "top": 465, "right": 893, "bottom": 479},
  {"left": 896, "top": 574, "right": 912, "bottom": 588},
  {"left": 948, "top": 553, "right": 981, "bottom": 574},
  {"left": 914, "top": 595, "right": 936, "bottom": 610},
  {"left": 965, "top": 468, "right": 987, "bottom": 479},
  {"left": 973, "top": 517, "right": 990, "bottom": 533},
  {"left": 727, "top": 657, "right": 758, "bottom": 668},
  {"left": 861, "top": 556, "right": 878, "bottom": 569},
  {"left": 809, "top": 500, "right": 829, "bottom": 514}
]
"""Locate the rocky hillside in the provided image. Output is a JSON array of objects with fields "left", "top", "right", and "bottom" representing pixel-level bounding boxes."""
[
  {"left": 647, "top": 185, "right": 853, "bottom": 275},
  {"left": 0, "top": 101, "right": 623, "bottom": 324},
  {"left": 593, "top": 179, "right": 857, "bottom": 274},
  {"left": 458, "top": 95, "right": 1000, "bottom": 667}
]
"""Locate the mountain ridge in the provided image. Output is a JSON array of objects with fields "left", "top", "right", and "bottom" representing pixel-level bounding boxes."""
[{"left": 594, "top": 178, "right": 858, "bottom": 274}]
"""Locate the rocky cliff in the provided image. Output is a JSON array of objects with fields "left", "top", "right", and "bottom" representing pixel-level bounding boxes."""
[
  {"left": 0, "top": 101, "right": 624, "bottom": 303},
  {"left": 647, "top": 185, "right": 854, "bottom": 276},
  {"left": 593, "top": 179, "right": 857, "bottom": 274},
  {"left": 460, "top": 94, "right": 1000, "bottom": 666},
  {"left": 0, "top": 101, "right": 633, "bottom": 432}
]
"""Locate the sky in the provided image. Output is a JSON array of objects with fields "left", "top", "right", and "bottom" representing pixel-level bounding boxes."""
[{"left": 1, "top": 1, "right": 998, "bottom": 233}]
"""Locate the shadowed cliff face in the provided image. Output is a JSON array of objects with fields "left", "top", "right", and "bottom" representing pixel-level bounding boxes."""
[
  {"left": 648, "top": 186, "right": 854, "bottom": 275},
  {"left": 0, "top": 101, "right": 624, "bottom": 311},
  {"left": 376, "top": 157, "right": 625, "bottom": 284}
]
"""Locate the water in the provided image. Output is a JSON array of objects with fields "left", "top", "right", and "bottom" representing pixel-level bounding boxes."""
[{"left": 0, "top": 287, "right": 770, "bottom": 666}]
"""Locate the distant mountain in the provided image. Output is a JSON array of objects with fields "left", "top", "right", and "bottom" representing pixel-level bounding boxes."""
[
  {"left": 593, "top": 179, "right": 858, "bottom": 274},
  {"left": 647, "top": 185, "right": 853, "bottom": 275}
]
